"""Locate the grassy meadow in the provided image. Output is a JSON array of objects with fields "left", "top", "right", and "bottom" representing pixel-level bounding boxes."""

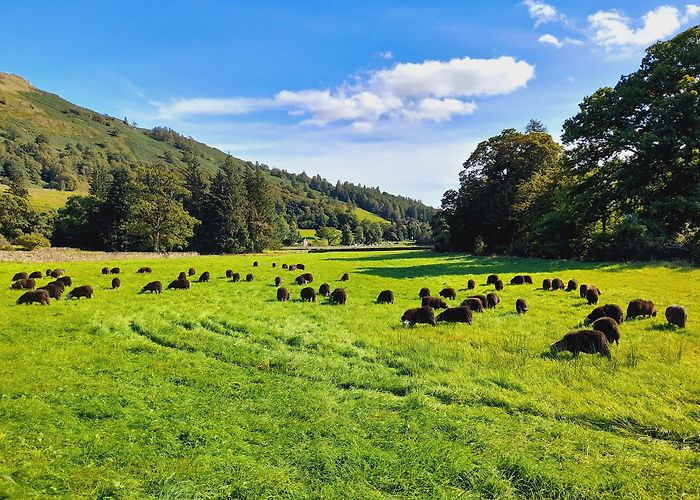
[{"left": 0, "top": 250, "right": 698, "bottom": 499}]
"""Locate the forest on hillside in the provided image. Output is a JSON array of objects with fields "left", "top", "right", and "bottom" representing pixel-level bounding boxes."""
[{"left": 432, "top": 26, "right": 700, "bottom": 264}]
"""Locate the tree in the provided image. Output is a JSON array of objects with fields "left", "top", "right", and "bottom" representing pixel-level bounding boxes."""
[
  {"left": 52, "top": 195, "right": 103, "bottom": 249},
  {"left": 245, "top": 166, "right": 278, "bottom": 251},
  {"left": 0, "top": 192, "right": 42, "bottom": 238},
  {"left": 99, "top": 167, "right": 136, "bottom": 250},
  {"left": 341, "top": 224, "right": 354, "bottom": 245},
  {"left": 316, "top": 226, "right": 341, "bottom": 245},
  {"left": 125, "top": 163, "right": 197, "bottom": 252}
]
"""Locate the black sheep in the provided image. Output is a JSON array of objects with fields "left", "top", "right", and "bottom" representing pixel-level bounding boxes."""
[
  {"left": 551, "top": 278, "right": 564, "bottom": 290},
  {"left": 16, "top": 289, "right": 50, "bottom": 305},
  {"left": 586, "top": 288, "right": 600, "bottom": 305},
  {"left": 486, "top": 293, "right": 500, "bottom": 309},
  {"left": 542, "top": 279, "right": 551, "bottom": 290},
  {"left": 376, "top": 290, "right": 394, "bottom": 304},
  {"left": 38, "top": 283, "right": 62, "bottom": 299},
  {"left": 110, "top": 267, "right": 120, "bottom": 275},
  {"left": 11, "top": 278, "right": 35, "bottom": 290},
  {"left": 401, "top": 307, "right": 436, "bottom": 326},
  {"left": 101, "top": 267, "right": 110, "bottom": 275},
  {"left": 318, "top": 283, "right": 331, "bottom": 297},
  {"left": 140, "top": 281, "right": 163, "bottom": 294},
  {"left": 418, "top": 287, "right": 431, "bottom": 299},
  {"left": 275, "top": 276, "right": 283, "bottom": 287},
  {"left": 495, "top": 279, "right": 504, "bottom": 291},
  {"left": 516, "top": 298, "right": 528, "bottom": 314},
  {"left": 300, "top": 287, "right": 316, "bottom": 302},
  {"left": 523, "top": 275, "right": 533, "bottom": 285},
  {"left": 197, "top": 271, "right": 210, "bottom": 283},
  {"left": 245, "top": 273, "right": 254, "bottom": 282},
  {"left": 550, "top": 330, "right": 611, "bottom": 360},
  {"left": 591, "top": 317, "right": 621, "bottom": 345},
  {"left": 188, "top": 268, "right": 196, "bottom": 276},
  {"left": 68, "top": 285, "right": 94, "bottom": 299},
  {"left": 422, "top": 296, "right": 448, "bottom": 310},
  {"left": 584, "top": 304, "right": 624, "bottom": 326},
  {"left": 231, "top": 273, "right": 241, "bottom": 283},
  {"left": 626, "top": 299, "right": 657, "bottom": 320},
  {"left": 566, "top": 279, "right": 578, "bottom": 292},
  {"left": 331, "top": 288, "right": 347, "bottom": 305},
  {"left": 460, "top": 298, "right": 484, "bottom": 313},
  {"left": 277, "top": 287, "right": 290, "bottom": 301},
  {"left": 439, "top": 287, "right": 457, "bottom": 300},
  {"left": 167, "top": 278, "right": 190, "bottom": 290},
  {"left": 486, "top": 274, "right": 499, "bottom": 285},
  {"left": 468, "top": 295, "right": 487, "bottom": 308},
  {"left": 437, "top": 306, "right": 472, "bottom": 324},
  {"left": 665, "top": 305, "right": 687, "bottom": 328},
  {"left": 111, "top": 277, "right": 121, "bottom": 289},
  {"left": 510, "top": 275, "right": 525, "bottom": 285},
  {"left": 341, "top": 273, "right": 349, "bottom": 281},
  {"left": 467, "top": 279, "right": 475, "bottom": 290},
  {"left": 28, "top": 271, "right": 43, "bottom": 279}
]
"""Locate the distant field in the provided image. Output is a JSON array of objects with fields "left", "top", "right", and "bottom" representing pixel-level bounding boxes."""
[
  {"left": 0, "top": 251, "right": 698, "bottom": 498},
  {"left": 0, "top": 184, "right": 86, "bottom": 211},
  {"left": 353, "top": 206, "right": 389, "bottom": 223},
  {"left": 299, "top": 228, "right": 317, "bottom": 239}
]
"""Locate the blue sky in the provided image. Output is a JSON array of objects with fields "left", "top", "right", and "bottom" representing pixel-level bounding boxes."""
[{"left": 1, "top": 1, "right": 698, "bottom": 206}]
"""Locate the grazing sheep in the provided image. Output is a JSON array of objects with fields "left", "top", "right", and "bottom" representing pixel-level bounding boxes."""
[
  {"left": 140, "top": 281, "right": 163, "bottom": 294},
  {"left": 495, "top": 279, "right": 504, "bottom": 291},
  {"left": 295, "top": 275, "right": 308, "bottom": 286},
  {"left": 50, "top": 269, "right": 66, "bottom": 278},
  {"left": 167, "top": 278, "right": 190, "bottom": 290},
  {"left": 542, "top": 279, "right": 551, "bottom": 290},
  {"left": 49, "top": 280, "right": 65, "bottom": 292},
  {"left": 486, "top": 274, "right": 499, "bottom": 285},
  {"left": 439, "top": 287, "right": 457, "bottom": 300},
  {"left": 579, "top": 284, "right": 589, "bottom": 298},
  {"left": 137, "top": 267, "right": 152, "bottom": 274},
  {"left": 288, "top": 265, "right": 297, "bottom": 271},
  {"left": 301, "top": 273, "right": 313, "bottom": 283},
  {"left": 246, "top": 273, "right": 254, "bottom": 282},
  {"left": 467, "top": 279, "right": 475, "bottom": 290},
  {"left": 272, "top": 263, "right": 277, "bottom": 268},
  {"left": 28, "top": 271, "right": 43, "bottom": 279},
  {"left": 188, "top": 268, "right": 196, "bottom": 276},
  {"left": 275, "top": 276, "right": 283, "bottom": 287},
  {"left": 178, "top": 272, "right": 187, "bottom": 280},
  {"left": 197, "top": 271, "right": 210, "bottom": 283},
  {"left": 11, "top": 278, "right": 35, "bottom": 290},
  {"left": 39, "top": 283, "right": 63, "bottom": 299},
  {"left": 401, "top": 307, "right": 436, "bottom": 327},
  {"left": 109, "top": 267, "right": 120, "bottom": 275},
  {"left": 419, "top": 287, "right": 431, "bottom": 299},
  {"left": 57, "top": 276, "right": 72, "bottom": 287},
  {"left": 377, "top": 290, "right": 394, "bottom": 304},
  {"left": 460, "top": 298, "right": 484, "bottom": 313},
  {"left": 301, "top": 287, "right": 316, "bottom": 302},
  {"left": 584, "top": 304, "right": 624, "bottom": 326},
  {"left": 318, "top": 283, "right": 331, "bottom": 297},
  {"left": 297, "top": 264, "right": 305, "bottom": 270},
  {"left": 551, "top": 278, "right": 564, "bottom": 290},
  {"left": 566, "top": 279, "right": 578, "bottom": 292},
  {"left": 101, "top": 267, "right": 109, "bottom": 275},
  {"left": 516, "top": 298, "right": 528, "bottom": 314},
  {"left": 523, "top": 275, "right": 533, "bottom": 285},
  {"left": 17, "top": 289, "right": 50, "bottom": 305},
  {"left": 277, "top": 287, "right": 290, "bottom": 301},
  {"left": 111, "top": 277, "right": 121, "bottom": 289},
  {"left": 330, "top": 288, "right": 347, "bottom": 305},
  {"left": 550, "top": 330, "right": 611, "bottom": 360},
  {"left": 231, "top": 273, "right": 241, "bottom": 283},
  {"left": 341, "top": 273, "right": 349, "bottom": 281},
  {"left": 486, "top": 293, "right": 500, "bottom": 309},
  {"left": 67, "top": 285, "right": 94, "bottom": 299},
  {"left": 45, "top": 269, "right": 53, "bottom": 277},
  {"left": 665, "top": 305, "right": 687, "bottom": 328},
  {"left": 422, "top": 296, "right": 448, "bottom": 310},
  {"left": 510, "top": 275, "right": 525, "bottom": 285},
  {"left": 468, "top": 295, "right": 487, "bottom": 308},
  {"left": 626, "top": 299, "right": 657, "bottom": 320},
  {"left": 591, "top": 317, "right": 621, "bottom": 345},
  {"left": 437, "top": 306, "right": 473, "bottom": 324},
  {"left": 253, "top": 261, "right": 258, "bottom": 267},
  {"left": 586, "top": 288, "right": 600, "bottom": 305},
  {"left": 282, "top": 264, "right": 288, "bottom": 270},
  {"left": 225, "top": 269, "right": 233, "bottom": 278}
]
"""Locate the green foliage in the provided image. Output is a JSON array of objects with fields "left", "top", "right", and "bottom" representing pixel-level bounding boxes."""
[
  {"left": 52, "top": 195, "right": 103, "bottom": 249},
  {"left": 0, "top": 192, "right": 45, "bottom": 239},
  {"left": 315, "top": 226, "right": 342, "bottom": 245},
  {"left": 13, "top": 232, "right": 50, "bottom": 250}
]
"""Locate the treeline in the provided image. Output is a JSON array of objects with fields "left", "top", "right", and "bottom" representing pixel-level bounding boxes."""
[{"left": 433, "top": 26, "right": 700, "bottom": 263}]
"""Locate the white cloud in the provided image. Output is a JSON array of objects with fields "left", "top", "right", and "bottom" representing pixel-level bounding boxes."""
[
  {"left": 153, "top": 55, "right": 534, "bottom": 125},
  {"left": 377, "top": 50, "right": 394, "bottom": 60},
  {"left": 538, "top": 34, "right": 562, "bottom": 47},
  {"left": 683, "top": 4, "right": 700, "bottom": 21},
  {"left": 523, "top": 0, "right": 562, "bottom": 26}
]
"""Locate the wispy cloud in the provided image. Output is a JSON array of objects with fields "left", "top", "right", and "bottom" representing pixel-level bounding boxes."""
[
  {"left": 377, "top": 50, "right": 394, "bottom": 60},
  {"left": 523, "top": 0, "right": 568, "bottom": 26},
  {"left": 537, "top": 33, "right": 584, "bottom": 48}
]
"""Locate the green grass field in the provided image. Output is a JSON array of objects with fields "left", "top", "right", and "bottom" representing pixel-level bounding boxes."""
[
  {"left": 352, "top": 207, "right": 389, "bottom": 224},
  {"left": 0, "top": 185, "right": 86, "bottom": 211},
  {"left": 0, "top": 251, "right": 698, "bottom": 498}
]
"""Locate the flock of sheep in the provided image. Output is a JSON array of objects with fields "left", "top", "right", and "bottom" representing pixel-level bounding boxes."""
[{"left": 9, "top": 262, "right": 688, "bottom": 361}]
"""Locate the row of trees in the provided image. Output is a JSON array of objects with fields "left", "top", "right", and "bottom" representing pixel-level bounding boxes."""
[{"left": 433, "top": 26, "right": 700, "bottom": 263}]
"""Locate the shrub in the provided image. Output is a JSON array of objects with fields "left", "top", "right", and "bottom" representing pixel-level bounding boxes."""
[{"left": 14, "top": 232, "right": 51, "bottom": 250}]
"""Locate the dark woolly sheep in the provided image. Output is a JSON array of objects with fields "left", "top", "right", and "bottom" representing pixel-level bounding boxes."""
[
  {"left": 665, "top": 305, "right": 687, "bottom": 328},
  {"left": 437, "top": 306, "right": 473, "bottom": 324},
  {"left": 272, "top": 262, "right": 277, "bottom": 268},
  {"left": 289, "top": 265, "right": 297, "bottom": 271},
  {"left": 584, "top": 304, "right": 624, "bottom": 326},
  {"left": 109, "top": 267, "right": 120, "bottom": 275},
  {"left": 246, "top": 273, "right": 254, "bottom": 282},
  {"left": 422, "top": 296, "right": 448, "bottom": 310},
  {"left": 50, "top": 269, "right": 66, "bottom": 278},
  {"left": 341, "top": 273, "right": 349, "bottom": 281},
  {"left": 188, "top": 268, "right": 196, "bottom": 276},
  {"left": 486, "top": 293, "right": 500, "bottom": 309},
  {"left": 551, "top": 278, "right": 564, "bottom": 290},
  {"left": 253, "top": 261, "right": 258, "bottom": 267},
  {"left": 231, "top": 272, "right": 241, "bottom": 283},
  {"left": 468, "top": 295, "right": 487, "bottom": 308},
  {"left": 495, "top": 279, "right": 504, "bottom": 291},
  {"left": 460, "top": 298, "right": 484, "bottom": 313},
  {"left": 111, "top": 277, "right": 121, "bottom": 289},
  {"left": 277, "top": 287, "right": 290, "bottom": 301},
  {"left": 295, "top": 275, "right": 308, "bottom": 286},
  {"left": 467, "top": 279, "right": 475, "bottom": 290},
  {"left": 101, "top": 267, "right": 109, "bottom": 275},
  {"left": 586, "top": 288, "right": 600, "bottom": 305},
  {"left": 318, "top": 283, "right": 331, "bottom": 297},
  {"left": 439, "top": 287, "right": 457, "bottom": 300},
  {"left": 566, "top": 279, "right": 578, "bottom": 292},
  {"left": 301, "top": 287, "right": 316, "bottom": 302},
  {"left": 11, "top": 278, "right": 35, "bottom": 290},
  {"left": 57, "top": 276, "right": 72, "bottom": 287},
  {"left": 297, "top": 264, "right": 306, "bottom": 270},
  {"left": 579, "top": 284, "right": 589, "bottom": 298},
  {"left": 178, "top": 271, "right": 187, "bottom": 280},
  {"left": 275, "top": 276, "right": 283, "bottom": 287},
  {"left": 67, "top": 285, "right": 94, "bottom": 299},
  {"left": 419, "top": 287, "right": 431, "bottom": 299},
  {"left": 331, "top": 288, "right": 347, "bottom": 305},
  {"left": 542, "top": 279, "right": 551, "bottom": 290},
  {"left": 225, "top": 269, "right": 233, "bottom": 279},
  {"left": 282, "top": 263, "right": 288, "bottom": 270},
  {"left": 17, "top": 289, "right": 50, "bottom": 305},
  {"left": 486, "top": 274, "right": 499, "bottom": 285},
  {"left": 137, "top": 267, "right": 152, "bottom": 274},
  {"left": 301, "top": 273, "right": 314, "bottom": 283},
  {"left": 45, "top": 269, "right": 52, "bottom": 277},
  {"left": 401, "top": 306, "right": 436, "bottom": 327},
  {"left": 140, "top": 281, "right": 163, "bottom": 294},
  {"left": 626, "top": 299, "right": 657, "bottom": 320},
  {"left": 28, "top": 271, "right": 43, "bottom": 279},
  {"left": 49, "top": 280, "right": 65, "bottom": 292},
  {"left": 510, "top": 275, "right": 525, "bottom": 285},
  {"left": 39, "top": 283, "right": 63, "bottom": 299},
  {"left": 516, "top": 298, "right": 528, "bottom": 314},
  {"left": 197, "top": 271, "right": 210, "bottom": 283},
  {"left": 591, "top": 317, "right": 621, "bottom": 345},
  {"left": 167, "top": 278, "right": 190, "bottom": 290},
  {"left": 550, "top": 330, "right": 611, "bottom": 360},
  {"left": 523, "top": 275, "right": 533, "bottom": 285},
  {"left": 377, "top": 290, "right": 394, "bottom": 304}
]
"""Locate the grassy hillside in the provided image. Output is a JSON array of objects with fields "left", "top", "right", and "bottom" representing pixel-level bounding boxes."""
[
  {"left": 0, "top": 251, "right": 697, "bottom": 498},
  {"left": 353, "top": 207, "right": 389, "bottom": 224},
  {"left": 0, "top": 184, "right": 86, "bottom": 211}
]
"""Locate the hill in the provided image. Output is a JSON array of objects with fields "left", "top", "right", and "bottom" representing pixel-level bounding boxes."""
[{"left": 0, "top": 73, "right": 434, "bottom": 232}]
